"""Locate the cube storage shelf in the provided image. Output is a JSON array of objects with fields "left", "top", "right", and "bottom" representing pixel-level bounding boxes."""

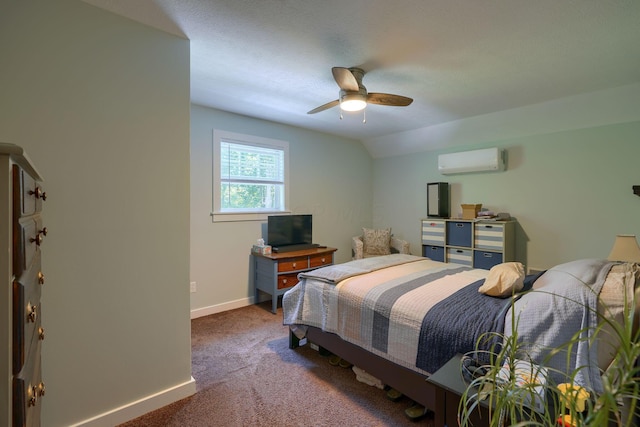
[{"left": 421, "top": 218, "right": 515, "bottom": 269}]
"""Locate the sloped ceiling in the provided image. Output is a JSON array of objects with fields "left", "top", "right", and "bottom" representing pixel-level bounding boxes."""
[{"left": 84, "top": 0, "right": 640, "bottom": 157}]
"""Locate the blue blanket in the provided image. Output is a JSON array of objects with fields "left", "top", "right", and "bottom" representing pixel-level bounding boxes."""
[{"left": 416, "top": 279, "right": 514, "bottom": 373}]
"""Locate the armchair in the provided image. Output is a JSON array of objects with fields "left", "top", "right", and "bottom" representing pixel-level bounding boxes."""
[{"left": 352, "top": 229, "right": 410, "bottom": 260}]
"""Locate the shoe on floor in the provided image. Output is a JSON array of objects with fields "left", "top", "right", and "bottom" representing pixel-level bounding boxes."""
[
  {"left": 328, "top": 355, "right": 341, "bottom": 366},
  {"left": 404, "top": 403, "right": 433, "bottom": 421},
  {"left": 338, "top": 359, "right": 352, "bottom": 368},
  {"left": 386, "top": 388, "right": 403, "bottom": 402}
]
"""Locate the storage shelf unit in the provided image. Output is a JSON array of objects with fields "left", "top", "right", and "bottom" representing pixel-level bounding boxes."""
[{"left": 421, "top": 218, "right": 515, "bottom": 269}]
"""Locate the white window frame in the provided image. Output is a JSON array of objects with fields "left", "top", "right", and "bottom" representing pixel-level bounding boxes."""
[{"left": 212, "top": 130, "right": 290, "bottom": 222}]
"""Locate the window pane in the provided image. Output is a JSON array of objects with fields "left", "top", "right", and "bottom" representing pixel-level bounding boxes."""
[
  {"left": 221, "top": 142, "right": 283, "bottom": 183},
  {"left": 221, "top": 181, "right": 284, "bottom": 210}
]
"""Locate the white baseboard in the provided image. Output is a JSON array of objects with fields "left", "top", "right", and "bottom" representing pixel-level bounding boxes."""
[
  {"left": 190, "top": 296, "right": 257, "bottom": 319},
  {"left": 70, "top": 377, "right": 196, "bottom": 427}
]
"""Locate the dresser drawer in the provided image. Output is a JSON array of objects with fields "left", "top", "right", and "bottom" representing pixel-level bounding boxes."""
[
  {"left": 309, "top": 253, "right": 332, "bottom": 268},
  {"left": 474, "top": 223, "right": 505, "bottom": 250},
  {"left": 447, "top": 247, "right": 473, "bottom": 266},
  {"left": 421, "top": 220, "right": 445, "bottom": 245},
  {"left": 277, "top": 273, "right": 299, "bottom": 289},
  {"left": 13, "top": 254, "right": 44, "bottom": 374},
  {"left": 14, "top": 217, "right": 45, "bottom": 277},
  {"left": 277, "top": 256, "right": 308, "bottom": 272},
  {"left": 13, "top": 335, "right": 43, "bottom": 427},
  {"left": 13, "top": 166, "right": 45, "bottom": 217}
]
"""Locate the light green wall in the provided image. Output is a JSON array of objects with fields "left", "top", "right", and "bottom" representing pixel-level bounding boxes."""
[
  {"left": 189, "top": 105, "right": 372, "bottom": 314},
  {"left": 0, "top": 1, "right": 192, "bottom": 426},
  {"left": 373, "top": 121, "right": 640, "bottom": 271}
]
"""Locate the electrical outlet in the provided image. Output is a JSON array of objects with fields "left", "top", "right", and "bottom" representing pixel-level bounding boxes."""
[{"left": 190, "top": 281, "right": 197, "bottom": 293}]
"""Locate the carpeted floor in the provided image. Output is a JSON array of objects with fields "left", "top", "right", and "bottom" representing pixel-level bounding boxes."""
[{"left": 117, "top": 302, "right": 433, "bottom": 427}]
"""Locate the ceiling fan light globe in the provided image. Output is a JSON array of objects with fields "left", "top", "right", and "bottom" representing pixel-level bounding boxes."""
[
  {"left": 339, "top": 92, "right": 367, "bottom": 111},
  {"left": 340, "top": 99, "right": 367, "bottom": 111}
]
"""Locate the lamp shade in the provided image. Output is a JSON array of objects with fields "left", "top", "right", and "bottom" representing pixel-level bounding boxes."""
[{"left": 607, "top": 234, "right": 640, "bottom": 263}]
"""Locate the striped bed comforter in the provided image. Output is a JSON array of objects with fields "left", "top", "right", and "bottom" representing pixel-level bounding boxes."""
[{"left": 283, "top": 254, "right": 514, "bottom": 375}]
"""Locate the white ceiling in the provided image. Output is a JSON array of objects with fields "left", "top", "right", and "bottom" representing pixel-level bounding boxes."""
[{"left": 84, "top": 0, "right": 640, "bottom": 157}]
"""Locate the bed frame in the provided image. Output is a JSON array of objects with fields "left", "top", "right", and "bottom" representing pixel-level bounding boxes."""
[
  {"left": 290, "top": 327, "right": 639, "bottom": 427},
  {"left": 290, "top": 326, "right": 458, "bottom": 426}
]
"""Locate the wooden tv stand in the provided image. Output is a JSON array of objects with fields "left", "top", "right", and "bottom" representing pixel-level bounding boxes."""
[{"left": 251, "top": 246, "right": 336, "bottom": 314}]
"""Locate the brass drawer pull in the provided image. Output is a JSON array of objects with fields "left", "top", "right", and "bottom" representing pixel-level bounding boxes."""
[
  {"left": 38, "top": 271, "right": 45, "bottom": 285},
  {"left": 27, "top": 303, "right": 37, "bottom": 323},
  {"left": 27, "top": 382, "right": 45, "bottom": 407},
  {"left": 39, "top": 327, "right": 45, "bottom": 340},
  {"left": 30, "top": 233, "right": 43, "bottom": 246},
  {"left": 29, "top": 186, "right": 47, "bottom": 201},
  {"left": 30, "top": 227, "right": 47, "bottom": 246},
  {"left": 28, "top": 385, "right": 38, "bottom": 407}
]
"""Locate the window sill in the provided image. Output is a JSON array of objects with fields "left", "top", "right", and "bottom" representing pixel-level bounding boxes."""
[{"left": 211, "top": 211, "right": 289, "bottom": 223}]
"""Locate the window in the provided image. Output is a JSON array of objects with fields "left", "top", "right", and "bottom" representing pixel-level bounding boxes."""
[{"left": 212, "top": 130, "right": 289, "bottom": 222}]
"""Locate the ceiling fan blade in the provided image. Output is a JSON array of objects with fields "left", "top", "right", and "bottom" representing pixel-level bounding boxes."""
[
  {"left": 332, "top": 67, "right": 359, "bottom": 91},
  {"left": 307, "top": 99, "right": 340, "bottom": 114},
  {"left": 367, "top": 93, "right": 413, "bottom": 107}
]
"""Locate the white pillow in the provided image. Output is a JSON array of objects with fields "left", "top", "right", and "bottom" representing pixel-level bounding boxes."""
[{"left": 478, "top": 262, "right": 525, "bottom": 297}]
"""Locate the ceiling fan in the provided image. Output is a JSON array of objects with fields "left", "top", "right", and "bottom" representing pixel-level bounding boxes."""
[{"left": 307, "top": 67, "right": 413, "bottom": 115}]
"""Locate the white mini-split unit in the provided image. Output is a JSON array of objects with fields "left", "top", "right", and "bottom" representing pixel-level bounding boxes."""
[{"left": 438, "top": 147, "right": 505, "bottom": 175}]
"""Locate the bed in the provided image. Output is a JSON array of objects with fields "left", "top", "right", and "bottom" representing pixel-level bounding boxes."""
[{"left": 282, "top": 254, "right": 639, "bottom": 425}]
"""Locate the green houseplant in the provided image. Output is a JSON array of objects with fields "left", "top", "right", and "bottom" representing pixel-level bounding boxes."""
[{"left": 458, "top": 263, "right": 640, "bottom": 427}]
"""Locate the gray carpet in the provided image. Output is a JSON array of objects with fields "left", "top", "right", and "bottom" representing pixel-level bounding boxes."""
[{"left": 117, "top": 302, "right": 433, "bottom": 427}]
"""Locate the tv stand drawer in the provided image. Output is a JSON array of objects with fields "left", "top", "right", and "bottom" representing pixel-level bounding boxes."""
[
  {"left": 277, "top": 273, "right": 298, "bottom": 289},
  {"left": 309, "top": 253, "right": 332, "bottom": 268},
  {"left": 278, "top": 256, "right": 308, "bottom": 272}
]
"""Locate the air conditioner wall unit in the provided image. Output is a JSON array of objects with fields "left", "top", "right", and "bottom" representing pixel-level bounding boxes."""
[{"left": 438, "top": 147, "right": 505, "bottom": 175}]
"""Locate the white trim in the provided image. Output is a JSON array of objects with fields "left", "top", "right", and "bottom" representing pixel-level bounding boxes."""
[
  {"left": 212, "top": 129, "right": 290, "bottom": 222},
  {"left": 210, "top": 210, "right": 290, "bottom": 223},
  {"left": 69, "top": 377, "right": 196, "bottom": 427},
  {"left": 190, "top": 296, "right": 257, "bottom": 319}
]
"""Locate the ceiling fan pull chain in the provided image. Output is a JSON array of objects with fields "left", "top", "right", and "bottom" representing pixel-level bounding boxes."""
[
  {"left": 339, "top": 110, "right": 343, "bottom": 120},
  {"left": 362, "top": 109, "right": 366, "bottom": 124}
]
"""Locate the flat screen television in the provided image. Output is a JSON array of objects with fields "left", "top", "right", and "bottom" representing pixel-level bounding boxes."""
[{"left": 267, "top": 214, "right": 313, "bottom": 249}]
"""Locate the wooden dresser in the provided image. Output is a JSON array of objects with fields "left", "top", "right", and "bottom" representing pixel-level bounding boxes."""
[
  {"left": 1, "top": 143, "right": 46, "bottom": 427},
  {"left": 252, "top": 246, "right": 336, "bottom": 314}
]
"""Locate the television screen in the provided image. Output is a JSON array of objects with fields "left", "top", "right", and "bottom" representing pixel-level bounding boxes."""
[{"left": 267, "top": 214, "right": 312, "bottom": 248}]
